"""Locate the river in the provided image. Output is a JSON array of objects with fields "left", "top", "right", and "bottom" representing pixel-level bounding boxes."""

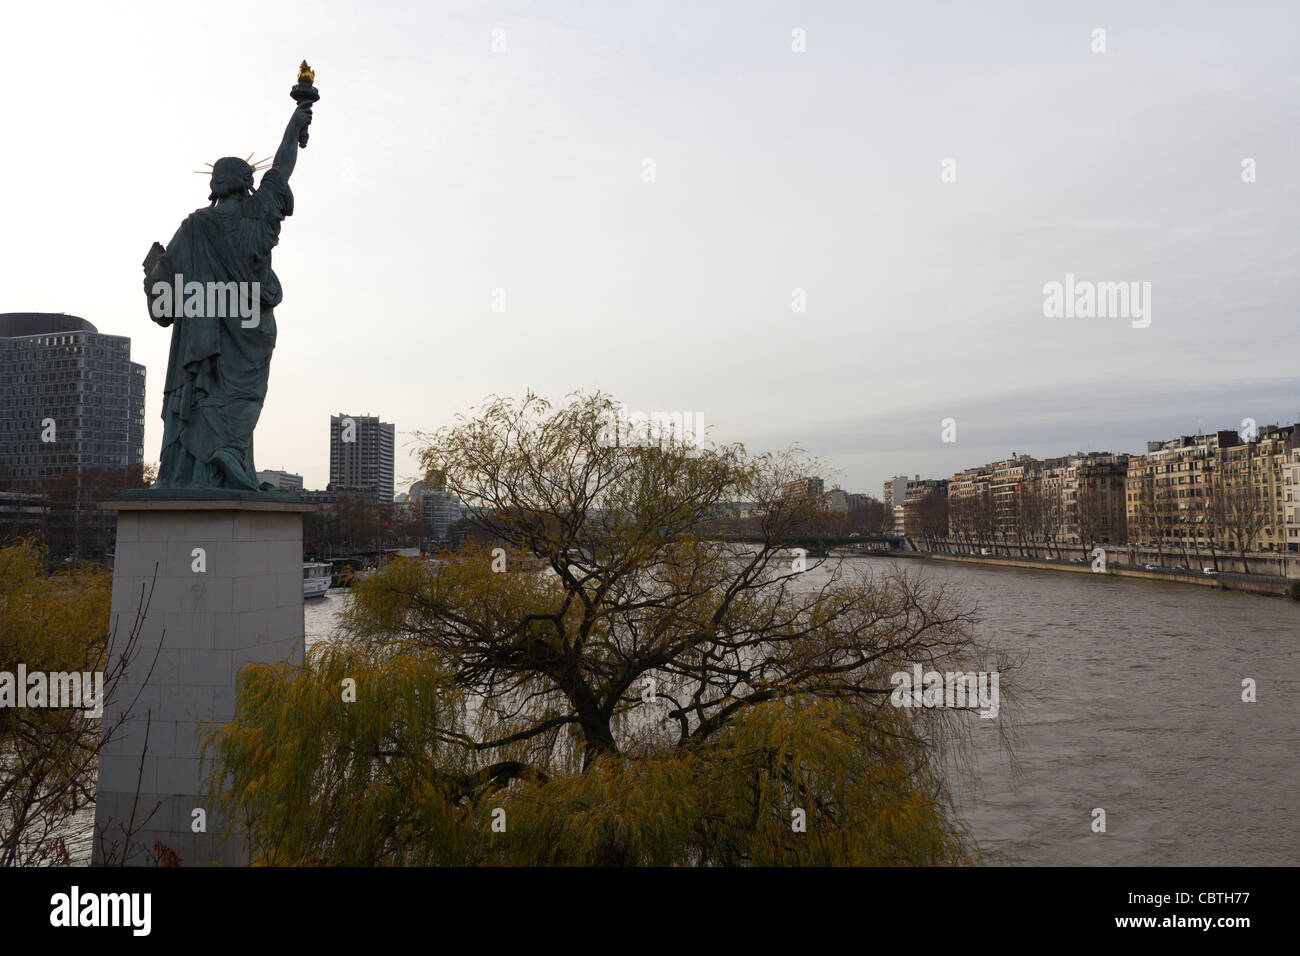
[{"left": 306, "top": 556, "right": 1299, "bottom": 865}]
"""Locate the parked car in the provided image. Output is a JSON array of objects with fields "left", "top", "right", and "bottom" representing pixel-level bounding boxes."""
[
  {"left": 1172, "top": 564, "right": 1189, "bottom": 572},
  {"left": 1141, "top": 563, "right": 1158, "bottom": 571},
  {"left": 979, "top": 548, "right": 992, "bottom": 556},
  {"left": 1202, "top": 567, "right": 1219, "bottom": 576},
  {"left": 1069, "top": 557, "right": 1087, "bottom": 564}
]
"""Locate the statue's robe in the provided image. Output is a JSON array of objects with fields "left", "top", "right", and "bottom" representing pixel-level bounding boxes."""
[{"left": 145, "top": 168, "right": 293, "bottom": 491}]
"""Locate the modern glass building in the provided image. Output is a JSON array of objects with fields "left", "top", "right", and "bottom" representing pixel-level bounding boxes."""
[{"left": 0, "top": 312, "right": 146, "bottom": 487}]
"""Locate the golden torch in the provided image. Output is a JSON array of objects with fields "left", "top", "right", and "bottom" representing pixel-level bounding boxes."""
[{"left": 290, "top": 60, "right": 319, "bottom": 148}]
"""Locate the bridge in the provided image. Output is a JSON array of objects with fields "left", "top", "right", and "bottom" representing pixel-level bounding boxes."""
[
  {"left": 313, "top": 537, "right": 915, "bottom": 572},
  {"left": 719, "top": 534, "right": 913, "bottom": 556}
]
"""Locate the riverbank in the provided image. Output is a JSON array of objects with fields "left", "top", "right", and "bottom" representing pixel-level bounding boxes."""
[{"left": 856, "top": 550, "right": 1297, "bottom": 598}]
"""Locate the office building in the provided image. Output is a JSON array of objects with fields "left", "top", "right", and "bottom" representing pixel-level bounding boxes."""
[{"left": 0, "top": 312, "right": 145, "bottom": 487}]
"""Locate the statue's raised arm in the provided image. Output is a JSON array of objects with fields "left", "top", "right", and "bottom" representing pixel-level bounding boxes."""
[
  {"left": 274, "top": 103, "right": 313, "bottom": 179},
  {"left": 278, "top": 60, "right": 320, "bottom": 179}
]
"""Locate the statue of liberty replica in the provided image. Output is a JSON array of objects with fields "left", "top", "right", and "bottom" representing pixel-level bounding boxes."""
[{"left": 142, "top": 63, "right": 319, "bottom": 492}]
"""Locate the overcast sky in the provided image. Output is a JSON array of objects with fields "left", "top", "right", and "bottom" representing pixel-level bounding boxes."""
[{"left": 2, "top": 0, "right": 1296, "bottom": 496}]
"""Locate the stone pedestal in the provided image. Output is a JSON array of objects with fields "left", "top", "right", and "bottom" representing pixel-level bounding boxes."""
[{"left": 91, "top": 495, "right": 315, "bottom": 866}]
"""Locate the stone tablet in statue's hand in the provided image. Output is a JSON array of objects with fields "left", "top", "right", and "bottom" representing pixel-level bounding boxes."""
[
  {"left": 143, "top": 242, "right": 175, "bottom": 327},
  {"left": 143, "top": 241, "right": 166, "bottom": 277}
]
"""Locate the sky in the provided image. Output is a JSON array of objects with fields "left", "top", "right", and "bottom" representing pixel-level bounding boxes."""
[{"left": 2, "top": 0, "right": 1296, "bottom": 497}]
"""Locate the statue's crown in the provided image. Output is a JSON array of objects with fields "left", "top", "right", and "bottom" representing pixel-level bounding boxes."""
[{"left": 193, "top": 154, "right": 272, "bottom": 176}]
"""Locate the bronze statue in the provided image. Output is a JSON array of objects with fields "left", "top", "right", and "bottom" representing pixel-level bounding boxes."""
[{"left": 142, "top": 63, "right": 319, "bottom": 491}]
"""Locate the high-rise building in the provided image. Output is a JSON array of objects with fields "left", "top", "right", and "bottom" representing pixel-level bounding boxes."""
[
  {"left": 328, "top": 413, "right": 395, "bottom": 504},
  {"left": 0, "top": 313, "right": 145, "bottom": 487}
]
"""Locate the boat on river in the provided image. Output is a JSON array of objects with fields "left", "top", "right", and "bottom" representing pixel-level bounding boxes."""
[{"left": 303, "top": 562, "right": 333, "bottom": 598}]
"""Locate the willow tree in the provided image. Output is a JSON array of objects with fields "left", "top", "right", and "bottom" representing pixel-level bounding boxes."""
[
  {"left": 208, "top": 392, "right": 1013, "bottom": 865},
  {"left": 0, "top": 541, "right": 156, "bottom": 866}
]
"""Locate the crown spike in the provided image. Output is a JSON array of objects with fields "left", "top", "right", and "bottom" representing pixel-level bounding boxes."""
[{"left": 193, "top": 157, "right": 273, "bottom": 176}]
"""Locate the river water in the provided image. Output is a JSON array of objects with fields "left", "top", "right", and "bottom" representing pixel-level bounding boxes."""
[
  {"left": 859, "top": 557, "right": 1297, "bottom": 865},
  {"left": 305, "top": 556, "right": 1298, "bottom": 866}
]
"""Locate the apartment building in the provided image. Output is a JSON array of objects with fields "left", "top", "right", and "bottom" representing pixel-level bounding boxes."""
[
  {"left": 1073, "top": 452, "right": 1129, "bottom": 544},
  {"left": 1125, "top": 432, "right": 1227, "bottom": 546},
  {"left": 883, "top": 476, "right": 908, "bottom": 533},
  {"left": 903, "top": 478, "right": 948, "bottom": 537},
  {"left": 946, "top": 467, "right": 991, "bottom": 542},
  {"left": 329, "top": 413, "right": 396, "bottom": 504},
  {"left": 1286, "top": 448, "right": 1300, "bottom": 553},
  {"left": 989, "top": 454, "right": 1034, "bottom": 534},
  {"left": 1217, "top": 426, "right": 1294, "bottom": 551},
  {"left": 1125, "top": 426, "right": 1296, "bottom": 552},
  {"left": 943, "top": 452, "right": 1125, "bottom": 545},
  {"left": 782, "top": 476, "right": 825, "bottom": 502}
]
